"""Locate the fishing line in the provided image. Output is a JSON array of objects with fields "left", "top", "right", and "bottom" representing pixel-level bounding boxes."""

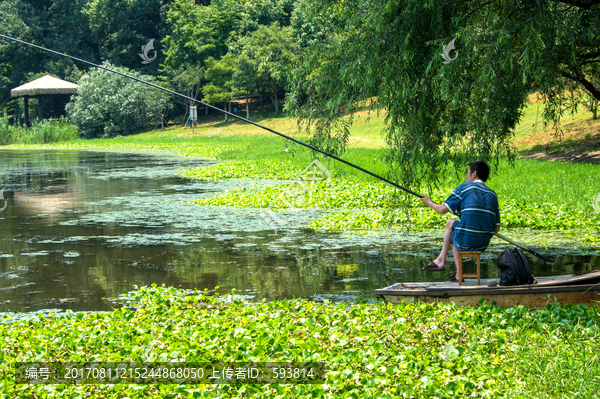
[{"left": 0, "top": 34, "right": 554, "bottom": 262}]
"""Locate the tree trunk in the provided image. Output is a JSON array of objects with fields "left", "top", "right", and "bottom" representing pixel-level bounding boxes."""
[
  {"left": 182, "top": 108, "right": 189, "bottom": 127},
  {"left": 205, "top": 105, "right": 208, "bottom": 116},
  {"left": 271, "top": 91, "right": 279, "bottom": 113},
  {"left": 224, "top": 103, "right": 227, "bottom": 121}
]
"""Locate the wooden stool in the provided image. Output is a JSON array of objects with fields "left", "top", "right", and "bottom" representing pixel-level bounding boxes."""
[{"left": 457, "top": 251, "right": 481, "bottom": 286}]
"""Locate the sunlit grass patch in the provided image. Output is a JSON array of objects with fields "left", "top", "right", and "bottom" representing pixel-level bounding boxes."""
[
  {"left": 487, "top": 158, "right": 600, "bottom": 215},
  {"left": 513, "top": 97, "right": 600, "bottom": 152}
]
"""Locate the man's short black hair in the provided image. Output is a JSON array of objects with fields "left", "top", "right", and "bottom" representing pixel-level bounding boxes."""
[{"left": 468, "top": 161, "right": 490, "bottom": 182}]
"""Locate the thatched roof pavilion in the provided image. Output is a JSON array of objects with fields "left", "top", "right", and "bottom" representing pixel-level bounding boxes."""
[{"left": 11, "top": 75, "right": 78, "bottom": 126}]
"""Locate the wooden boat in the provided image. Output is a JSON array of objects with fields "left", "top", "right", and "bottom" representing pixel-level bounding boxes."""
[{"left": 375, "top": 271, "right": 600, "bottom": 307}]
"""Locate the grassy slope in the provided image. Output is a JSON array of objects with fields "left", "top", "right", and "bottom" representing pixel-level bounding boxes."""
[{"left": 513, "top": 94, "right": 600, "bottom": 152}]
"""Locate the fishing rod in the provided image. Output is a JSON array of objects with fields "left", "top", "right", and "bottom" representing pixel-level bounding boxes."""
[
  {"left": 0, "top": 33, "right": 421, "bottom": 198},
  {"left": 1, "top": 34, "right": 554, "bottom": 262},
  {"left": 494, "top": 232, "right": 554, "bottom": 263}
]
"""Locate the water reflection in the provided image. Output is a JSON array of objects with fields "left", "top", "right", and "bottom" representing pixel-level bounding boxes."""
[{"left": 0, "top": 149, "right": 598, "bottom": 313}]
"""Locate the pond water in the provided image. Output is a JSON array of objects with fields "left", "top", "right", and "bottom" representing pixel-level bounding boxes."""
[{"left": 0, "top": 149, "right": 598, "bottom": 313}]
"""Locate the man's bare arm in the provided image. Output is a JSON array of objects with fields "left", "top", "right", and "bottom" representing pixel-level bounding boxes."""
[{"left": 420, "top": 197, "right": 449, "bottom": 215}]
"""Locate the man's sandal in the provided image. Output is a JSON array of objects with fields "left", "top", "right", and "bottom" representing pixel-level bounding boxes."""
[{"left": 423, "top": 262, "right": 445, "bottom": 271}]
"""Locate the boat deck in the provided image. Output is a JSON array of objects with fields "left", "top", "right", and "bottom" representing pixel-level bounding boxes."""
[
  {"left": 385, "top": 272, "right": 600, "bottom": 290},
  {"left": 375, "top": 271, "right": 600, "bottom": 307}
]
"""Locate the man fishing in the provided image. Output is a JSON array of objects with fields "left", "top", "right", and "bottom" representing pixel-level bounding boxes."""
[{"left": 419, "top": 161, "right": 501, "bottom": 282}]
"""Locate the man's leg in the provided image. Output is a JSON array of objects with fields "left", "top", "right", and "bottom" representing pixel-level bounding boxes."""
[
  {"left": 451, "top": 241, "right": 460, "bottom": 280},
  {"left": 424, "top": 218, "right": 455, "bottom": 269}
]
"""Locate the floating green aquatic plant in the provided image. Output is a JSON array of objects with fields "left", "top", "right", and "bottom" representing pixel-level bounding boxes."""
[
  {"left": 0, "top": 285, "right": 598, "bottom": 398},
  {"left": 4, "top": 142, "right": 236, "bottom": 159},
  {"left": 177, "top": 160, "right": 302, "bottom": 181},
  {"left": 185, "top": 179, "right": 600, "bottom": 232}
]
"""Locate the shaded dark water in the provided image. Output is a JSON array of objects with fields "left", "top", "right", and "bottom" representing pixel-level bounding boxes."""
[{"left": 0, "top": 149, "right": 598, "bottom": 312}]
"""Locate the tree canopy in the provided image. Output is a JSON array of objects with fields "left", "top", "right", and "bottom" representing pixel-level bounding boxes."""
[
  {"left": 162, "top": 0, "right": 242, "bottom": 71},
  {"left": 0, "top": 0, "right": 95, "bottom": 106},
  {"left": 202, "top": 54, "right": 235, "bottom": 106},
  {"left": 83, "top": 0, "right": 171, "bottom": 74},
  {"left": 286, "top": 0, "right": 600, "bottom": 188},
  {"left": 1, "top": 0, "right": 599, "bottom": 161}
]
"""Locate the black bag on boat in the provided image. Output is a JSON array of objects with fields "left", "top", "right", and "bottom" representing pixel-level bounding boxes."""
[{"left": 497, "top": 248, "right": 535, "bottom": 286}]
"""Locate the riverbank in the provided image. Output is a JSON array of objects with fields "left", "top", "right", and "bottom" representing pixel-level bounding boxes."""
[
  {"left": 4, "top": 131, "right": 600, "bottom": 245},
  {"left": 1, "top": 285, "right": 598, "bottom": 398}
]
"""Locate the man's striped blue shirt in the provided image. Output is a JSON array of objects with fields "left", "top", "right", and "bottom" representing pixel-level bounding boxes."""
[{"left": 443, "top": 182, "right": 501, "bottom": 251}]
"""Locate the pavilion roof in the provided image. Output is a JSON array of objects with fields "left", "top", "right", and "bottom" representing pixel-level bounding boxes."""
[{"left": 11, "top": 75, "right": 78, "bottom": 98}]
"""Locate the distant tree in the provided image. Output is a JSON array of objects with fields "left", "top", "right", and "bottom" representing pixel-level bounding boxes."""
[
  {"left": 231, "top": 53, "right": 258, "bottom": 119},
  {"left": 168, "top": 64, "right": 204, "bottom": 124},
  {"left": 0, "top": 0, "right": 33, "bottom": 109},
  {"left": 586, "top": 92, "right": 600, "bottom": 120},
  {"left": 202, "top": 55, "right": 235, "bottom": 119},
  {"left": 231, "top": 23, "right": 299, "bottom": 113},
  {"left": 83, "top": 0, "right": 172, "bottom": 73},
  {"left": 0, "top": 0, "right": 95, "bottom": 109},
  {"left": 238, "top": 0, "right": 295, "bottom": 32},
  {"left": 555, "top": 68, "right": 600, "bottom": 126},
  {"left": 576, "top": 68, "right": 600, "bottom": 121},
  {"left": 66, "top": 62, "right": 169, "bottom": 138},
  {"left": 162, "top": 0, "right": 296, "bottom": 71},
  {"left": 162, "top": 0, "right": 242, "bottom": 72},
  {"left": 289, "top": 0, "right": 337, "bottom": 48}
]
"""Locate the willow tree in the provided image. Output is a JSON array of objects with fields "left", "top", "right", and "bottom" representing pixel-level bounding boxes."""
[{"left": 287, "top": 0, "right": 600, "bottom": 189}]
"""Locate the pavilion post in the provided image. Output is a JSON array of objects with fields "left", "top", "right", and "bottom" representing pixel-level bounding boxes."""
[
  {"left": 37, "top": 97, "right": 43, "bottom": 121},
  {"left": 24, "top": 96, "right": 30, "bottom": 127}
]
